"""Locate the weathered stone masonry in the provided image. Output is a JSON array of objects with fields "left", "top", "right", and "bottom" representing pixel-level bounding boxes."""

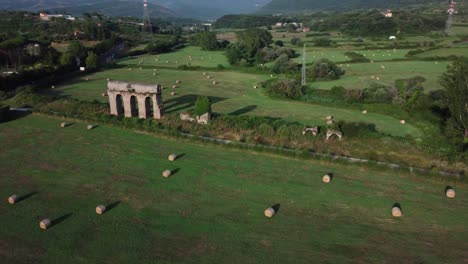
[{"left": 107, "top": 80, "right": 164, "bottom": 119}]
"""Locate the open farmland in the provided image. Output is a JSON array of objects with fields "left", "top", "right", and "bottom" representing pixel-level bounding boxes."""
[{"left": 0, "top": 115, "right": 466, "bottom": 263}]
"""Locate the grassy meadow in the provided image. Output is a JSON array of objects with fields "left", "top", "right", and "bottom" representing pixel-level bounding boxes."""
[
  {"left": 0, "top": 115, "right": 467, "bottom": 263},
  {"left": 50, "top": 64, "right": 421, "bottom": 137}
]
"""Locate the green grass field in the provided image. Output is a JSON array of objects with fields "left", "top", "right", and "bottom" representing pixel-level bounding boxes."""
[
  {"left": 416, "top": 47, "right": 468, "bottom": 58},
  {"left": 309, "top": 61, "right": 450, "bottom": 91},
  {"left": 120, "top": 47, "right": 231, "bottom": 69},
  {"left": 292, "top": 48, "right": 411, "bottom": 64},
  {"left": 50, "top": 66, "right": 421, "bottom": 137},
  {"left": 0, "top": 115, "right": 466, "bottom": 263}
]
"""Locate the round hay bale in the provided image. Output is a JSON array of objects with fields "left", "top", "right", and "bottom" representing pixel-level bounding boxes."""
[
  {"left": 327, "top": 120, "right": 334, "bottom": 125},
  {"left": 162, "top": 170, "right": 172, "bottom": 178},
  {"left": 107, "top": 78, "right": 110, "bottom": 81},
  {"left": 392, "top": 207, "right": 402, "bottom": 217},
  {"left": 39, "top": 219, "right": 51, "bottom": 230},
  {"left": 60, "top": 122, "right": 68, "bottom": 128},
  {"left": 128, "top": 68, "right": 132, "bottom": 71},
  {"left": 400, "top": 120, "right": 406, "bottom": 125},
  {"left": 326, "top": 116, "right": 333, "bottom": 121},
  {"left": 207, "top": 76, "right": 211, "bottom": 79},
  {"left": 264, "top": 207, "right": 276, "bottom": 218},
  {"left": 153, "top": 73, "right": 156, "bottom": 76},
  {"left": 253, "top": 86, "right": 258, "bottom": 89},
  {"left": 322, "top": 174, "right": 331, "bottom": 183},
  {"left": 172, "top": 85, "right": 177, "bottom": 89},
  {"left": 176, "top": 80, "right": 181, "bottom": 84},
  {"left": 96, "top": 205, "right": 106, "bottom": 215},
  {"left": 171, "top": 92, "right": 176, "bottom": 96},
  {"left": 8, "top": 195, "right": 17, "bottom": 204},
  {"left": 212, "top": 81, "right": 217, "bottom": 85},
  {"left": 101, "top": 93, "right": 107, "bottom": 97},
  {"left": 362, "top": 110, "right": 368, "bottom": 115},
  {"left": 87, "top": 124, "right": 94, "bottom": 130},
  {"left": 203, "top": 72, "right": 207, "bottom": 75},
  {"left": 168, "top": 154, "right": 177, "bottom": 161},
  {"left": 446, "top": 188, "right": 456, "bottom": 198}
]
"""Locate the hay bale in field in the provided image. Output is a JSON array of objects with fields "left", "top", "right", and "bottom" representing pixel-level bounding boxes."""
[
  {"left": 107, "top": 78, "right": 110, "bottom": 81},
  {"left": 362, "top": 110, "right": 368, "bottom": 114},
  {"left": 87, "top": 124, "right": 94, "bottom": 130},
  {"left": 96, "top": 205, "right": 106, "bottom": 215},
  {"left": 60, "top": 122, "right": 68, "bottom": 128},
  {"left": 392, "top": 205, "right": 402, "bottom": 217},
  {"left": 327, "top": 120, "right": 334, "bottom": 125},
  {"left": 253, "top": 86, "right": 258, "bottom": 89},
  {"left": 176, "top": 80, "right": 181, "bottom": 84},
  {"left": 376, "top": 77, "right": 380, "bottom": 81},
  {"left": 8, "top": 195, "right": 17, "bottom": 204},
  {"left": 101, "top": 93, "right": 107, "bottom": 97},
  {"left": 326, "top": 116, "right": 333, "bottom": 121},
  {"left": 162, "top": 170, "right": 172, "bottom": 178},
  {"left": 171, "top": 92, "right": 177, "bottom": 96},
  {"left": 128, "top": 68, "right": 132, "bottom": 71},
  {"left": 322, "top": 174, "right": 332, "bottom": 183},
  {"left": 203, "top": 72, "right": 207, "bottom": 75},
  {"left": 172, "top": 85, "right": 177, "bottom": 89},
  {"left": 168, "top": 154, "right": 177, "bottom": 161},
  {"left": 212, "top": 81, "right": 217, "bottom": 85},
  {"left": 400, "top": 120, "right": 406, "bottom": 125},
  {"left": 40, "top": 219, "right": 51, "bottom": 230},
  {"left": 206, "top": 76, "right": 211, "bottom": 79},
  {"left": 264, "top": 207, "right": 276, "bottom": 218},
  {"left": 153, "top": 73, "right": 156, "bottom": 76},
  {"left": 446, "top": 187, "right": 456, "bottom": 198}
]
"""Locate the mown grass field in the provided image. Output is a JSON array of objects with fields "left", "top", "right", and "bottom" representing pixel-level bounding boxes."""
[
  {"left": 291, "top": 48, "right": 411, "bottom": 64},
  {"left": 0, "top": 115, "right": 467, "bottom": 263},
  {"left": 310, "top": 61, "right": 450, "bottom": 91},
  {"left": 121, "top": 47, "right": 231, "bottom": 69},
  {"left": 50, "top": 65, "right": 421, "bottom": 137}
]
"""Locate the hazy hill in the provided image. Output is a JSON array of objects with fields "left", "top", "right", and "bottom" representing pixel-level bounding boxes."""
[
  {"left": 0, "top": 0, "right": 176, "bottom": 18},
  {"left": 259, "top": 0, "right": 446, "bottom": 13},
  {"left": 0, "top": 0, "right": 271, "bottom": 20}
]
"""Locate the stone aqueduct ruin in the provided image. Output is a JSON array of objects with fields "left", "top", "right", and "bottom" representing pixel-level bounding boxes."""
[{"left": 107, "top": 80, "right": 164, "bottom": 119}]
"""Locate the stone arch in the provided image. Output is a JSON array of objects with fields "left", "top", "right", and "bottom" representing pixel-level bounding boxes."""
[
  {"left": 116, "top": 94, "right": 124, "bottom": 116},
  {"left": 130, "top": 95, "right": 139, "bottom": 117},
  {"left": 145, "top": 97, "right": 154, "bottom": 118}
]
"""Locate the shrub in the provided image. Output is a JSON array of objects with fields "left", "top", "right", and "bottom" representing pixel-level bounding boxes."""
[
  {"left": 265, "top": 79, "right": 304, "bottom": 99},
  {"left": 313, "top": 37, "right": 333, "bottom": 47},
  {"left": 290, "top": 37, "right": 302, "bottom": 46},
  {"left": 194, "top": 96, "right": 212, "bottom": 116},
  {"left": 270, "top": 54, "right": 298, "bottom": 74},
  {"left": 344, "top": 52, "right": 370, "bottom": 63},
  {"left": 308, "top": 59, "right": 345, "bottom": 81}
]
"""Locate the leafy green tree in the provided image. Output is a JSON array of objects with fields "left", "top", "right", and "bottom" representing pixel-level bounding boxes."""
[
  {"left": 440, "top": 59, "right": 468, "bottom": 140},
  {"left": 313, "top": 37, "right": 332, "bottom": 47},
  {"left": 275, "top": 40, "right": 284, "bottom": 47},
  {"left": 191, "top": 32, "right": 220, "bottom": 51},
  {"left": 225, "top": 44, "right": 244, "bottom": 65},
  {"left": 67, "top": 41, "right": 86, "bottom": 60},
  {"left": 194, "top": 96, "right": 212, "bottom": 116},
  {"left": 236, "top": 28, "right": 272, "bottom": 64},
  {"left": 308, "top": 59, "right": 344, "bottom": 81},
  {"left": 85, "top": 52, "right": 98, "bottom": 70},
  {"left": 59, "top": 52, "right": 73, "bottom": 66}
]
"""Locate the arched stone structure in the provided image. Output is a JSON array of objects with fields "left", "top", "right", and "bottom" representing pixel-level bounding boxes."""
[{"left": 107, "top": 80, "right": 163, "bottom": 119}]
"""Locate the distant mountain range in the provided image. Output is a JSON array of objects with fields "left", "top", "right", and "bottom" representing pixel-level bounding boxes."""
[
  {"left": 0, "top": 0, "right": 270, "bottom": 20},
  {"left": 259, "top": 0, "right": 447, "bottom": 13}
]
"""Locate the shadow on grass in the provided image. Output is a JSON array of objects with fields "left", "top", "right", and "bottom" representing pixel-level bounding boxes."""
[
  {"left": 392, "top": 203, "right": 402, "bottom": 211},
  {"left": 51, "top": 213, "right": 73, "bottom": 228},
  {"left": 16, "top": 191, "right": 39, "bottom": 203},
  {"left": 272, "top": 203, "right": 281, "bottom": 213},
  {"left": 171, "top": 168, "right": 181, "bottom": 175},
  {"left": 105, "top": 201, "right": 121, "bottom": 213},
  {"left": 228, "top": 105, "right": 257, "bottom": 116},
  {"left": 164, "top": 94, "right": 227, "bottom": 114}
]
